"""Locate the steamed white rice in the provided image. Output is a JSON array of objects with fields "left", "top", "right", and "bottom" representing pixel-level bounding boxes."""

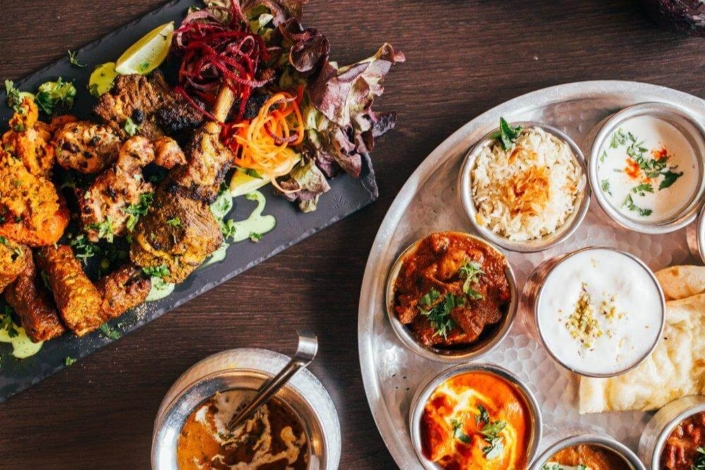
[{"left": 471, "top": 127, "right": 583, "bottom": 241}]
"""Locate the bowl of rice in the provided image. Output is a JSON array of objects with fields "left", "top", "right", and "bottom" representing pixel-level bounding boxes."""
[{"left": 458, "top": 121, "right": 590, "bottom": 252}]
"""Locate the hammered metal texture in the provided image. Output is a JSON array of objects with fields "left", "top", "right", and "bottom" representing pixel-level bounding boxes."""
[{"left": 358, "top": 82, "right": 705, "bottom": 469}]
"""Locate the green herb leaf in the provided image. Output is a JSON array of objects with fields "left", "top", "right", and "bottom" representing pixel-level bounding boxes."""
[
  {"left": 497, "top": 117, "right": 522, "bottom": 150},
  {"left": 419, "top": 288, "right": 442, "bottom": 308},
  {"left": 419, "top": 292, "right": 464, "bottom": 339},
  {"left": 166, "top": 217, "right": 182, "bottom": 228},
  {"left": 599, "top": 150, "right": 607, "bottom": 163},
  {"left": 65, "top": 356, "right": 77, "bottom": 366},
  {"left": 0, "top": 306, "right": 19, "bottom": 338},
  {"left": 476, "top": 404, "right": 490, "bottom": 425},
  {"left": 123, "top": 117, "right": 140, "bottom": 136},
  {"left": 69, "top": 233, "right": 100, "bottom": 262},
  {"left": 87, "top": 217, "right": 114, "bottom": 243},
  {"left": 249, "top": 232, "right": 262, "bottom": 242},
  {"left": 622, "top": 194, "right": 652, "bottom": 217},
  {"left": 221, "top": 219, "right": 237, "bottom": 239},
  {"left": 631, "top": 182, "right": 654, "bottom": 196},
  {"left": 692, "top": 447, "right": 705, "bottom": 470},
  {"left": 68, "top": 50, "right": 87, "bottom": 68},
  {"left": 601, "top": 179, "right": 611, "bottom": 196},
  {"left": 610, "top": 128, "right": 628, "bottom": 148},
  {"left": 143, "top": 264, "right": 169, "bottom": 278},
  {"left": 35, "top": 78, "right": 76, "bottom": 115},
  {"left": 99, "top": 323, "right": 121, "bottom": 340},
  {"left": 4, "top": 80, "right": 22, "bottom": 112},
  {"left": 450, "top": 419, "right": 471, "bottom": 444},
  {"left": 482, "top": 436, "right": 504, "bottom": 459},
  {"left": 123, "top": 192, "right": 154, "bottom": 231},
  {"left": 458, "top": 259, "right": 484, "bottom": 298},
  {"left": 659, "top": 170, "right": 683, "bottom": 190}
]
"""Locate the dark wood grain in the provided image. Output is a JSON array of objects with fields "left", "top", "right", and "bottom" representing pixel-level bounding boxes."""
[{"left": 0, "top": 0, "right": 702, "bottom": 468}]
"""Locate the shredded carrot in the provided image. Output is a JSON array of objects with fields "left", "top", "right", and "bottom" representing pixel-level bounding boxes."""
[{"left": 222, "top": 92, "right": 304, "bottom": 190}]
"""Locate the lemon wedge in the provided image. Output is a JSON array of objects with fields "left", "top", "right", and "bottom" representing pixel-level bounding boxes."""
[
  {"left": 88, "top": 62, "right": 119, "bottom": 97},
  {"left": 115, "top": 22, "right": 174, "bottom": 75},
  {"left": 230, "top": 168, "right": 269, "bottom": 197}
]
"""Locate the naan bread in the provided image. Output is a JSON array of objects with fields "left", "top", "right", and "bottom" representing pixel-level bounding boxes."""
[
  {"left": 655, "top": 265, "right": 705, "bottom": 301},
  {"left": 579, "top": 273, "right": 705, "bottom": 414}
]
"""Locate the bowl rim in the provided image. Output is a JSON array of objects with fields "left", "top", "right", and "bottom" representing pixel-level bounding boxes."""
[
  {"left": 458, "top": 121, "right": 591, "bottom": 253},
  {"left": 528, "top": 432, "right": 646, "bottom": 470},
  {"left": 385, "top": 231, "right": 518, "bottom": 363},
  {"left": 588, "top": 101, "right": 705, "bottom": 234},
  {"left": 641, "top": 396, "right": 705, "bottom": 469},
  {"left": 532, "top": 246, "right": 666, "bottom": 378},
  {"left": 408, "top": 363, "right": 543, "bottom": 470}
]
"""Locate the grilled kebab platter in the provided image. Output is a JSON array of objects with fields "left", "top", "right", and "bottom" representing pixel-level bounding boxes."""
[
  {"left": 359, "top": 82, "right": 705, "bottom": 469},
  {"left": 0, "top": 0, "right": 403, "bottom": 400}
]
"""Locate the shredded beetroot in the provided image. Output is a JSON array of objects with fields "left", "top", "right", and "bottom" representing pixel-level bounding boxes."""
[{"left": 173, "top": 3, "right": 271, "bottom": 122}]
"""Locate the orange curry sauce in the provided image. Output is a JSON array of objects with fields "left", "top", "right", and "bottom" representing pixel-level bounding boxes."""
[{"left": 421, "top": 371, "right": 531, "bottom": 470}]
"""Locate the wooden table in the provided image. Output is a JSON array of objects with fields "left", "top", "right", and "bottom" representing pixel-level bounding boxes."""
[{"left": 0, "top": 0, "right": 702, "bottom": 468}]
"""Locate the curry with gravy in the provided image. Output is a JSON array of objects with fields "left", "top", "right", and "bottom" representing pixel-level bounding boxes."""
[
  {"left": 392, "top": 232, "right": 511, "bottom": 348},
  {"left": 543, "top": 444, "right": 631, "bottom": 470},
  {"left": 661, "top": 411, "right": 705, "bottom": 470}
]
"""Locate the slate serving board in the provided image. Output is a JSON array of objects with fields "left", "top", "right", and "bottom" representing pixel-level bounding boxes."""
[{"left": 0, "top": 0, "right": 378, "bottom": 401}]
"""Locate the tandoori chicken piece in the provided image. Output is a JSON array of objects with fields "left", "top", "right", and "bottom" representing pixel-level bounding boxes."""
[
  {"left": 129, "top": 88, "right": 235, "bottom": 284},
  {"left": 1, "top": 97, "right": 55, "bottom": 177},
  {"left": 4, "top": 254, "right": 66, "bottom": 342},
  {"left": 0, "top": 237, "right": 31, "bottom": 293},
  {"left": 79, "top": 136, "right": 156, "bottom": 242},
  {"left": 95, "top": 72, "right": 202, "bottom": 140},
  {"left": 153, "top": 136, "right": 187, "bottom": 169},
  {"left": 96, "top": 264, "right": 151, "bottom": 320},
  {"left": 53, "top": 120, "right": 121, "bottom": 174},
  {"left": 0, "top": 153, "right": 69, "bottom": 246},
  {"left": 36, "top": 245, "right": 103, "bottom": 337}
]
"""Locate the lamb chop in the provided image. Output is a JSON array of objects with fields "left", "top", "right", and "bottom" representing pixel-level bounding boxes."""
[
  {"left": 129, "top": 88, "right": 236, "bottom": 284},
  {"left": 95, "top": 72, "right": 203, "bottom": 141}
]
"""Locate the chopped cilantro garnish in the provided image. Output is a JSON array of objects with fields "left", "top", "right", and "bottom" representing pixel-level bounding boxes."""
[
  {"left": 249, "top": 232, "right": 262, "bottom": 242},
  {"left": 64, "top": 356, "right": 77, "bottom": 366},
  {"left": 99, "top": 323, "right": 121, "bottom": 340},
  {"left": 36, "top": 77, "right": 76, "bottom": 115},
  {"left": 450, "top": 419, "right": 471, "bottom": 444},
  {"left": 659, "top": 170, "right": 683, "bottom": 190},
  {"left": 622, "top": 194, "right": 652, "bottom": 217},
  {"left": 123, "top": 192, "right": 154, "bottom": 231},
  {"left": 631, "top": 182, "right": 654, "bottom": 196},
  {"left": 0, "top": 306, "right": 19, "bottom": 338},
  {"left": 69, "top": 233, "right": 100, "bottom": 262},
  {"left": 601, "top": 179, "right": 611, "bottom": 196},
  {"left": 4, "top": 80, "right": 22, "bottom": 112},
  {"left": 123, "top": 117, "right": 140, "bottom": 136},
  {"left": 692, "top": 447, "right": 705, "bottom": 470},
  {"left": 68, "top": 50, "right": 86, "bottom": 68},
  {"left": 166, "top": 217, "right": 182, "bottom": 228},
  {"left": 418, "top": 290, "right": 464, "bottom": 339},
  {"left": 497, "top": 117, "right": 522, "bottom": 150},
  {"left": 143, "top": 264, "right": 170, "bottom": 278},
  {"left": 458, "top": 259, "right": 484, "bottom": 299},
  {"left": 87, "top": 217, "right": 115, "bottom": 243},
  {"left": 609, "top": 128, "right": 628, "bottom": 148}
]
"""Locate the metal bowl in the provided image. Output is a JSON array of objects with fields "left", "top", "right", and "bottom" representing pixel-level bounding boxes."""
[
  {"left": 588, "top": 102, "right": 705, "bottom": 234},
  {"left": 386, "top": 231, "right": 518, "bottom": 363},
  {"left": 151, "top": 348, "right": 341, "bottom": 470},
  {"left": 524, "top": 246, "right": 666, "bottom": 378},
  {"left": 530, "top": 432, "right": 645, "bottom": 470},
  {"left": 686, "top": 204, "right": 705, "bottom": 264},
  {"left": 638, "top": 395, "right": 705, "bottom": 469},
  {"left": 458, "top": 121, "right": 591, "bottom": 253},
  {"left": 409, "top": 363, "right": 543, "bottom": 469}
]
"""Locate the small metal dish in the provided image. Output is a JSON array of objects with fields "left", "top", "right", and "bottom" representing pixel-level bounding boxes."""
[
  {"left": 524, "top": 246, "right": 666, "bottom": 378},
  {"left": 458, "top": 122, "right": 591, "bottom": 253},
  {"left": 530, "top": 432, "right": 645, "bottom": 470},
  {"left": 409, "top": 363, "right": 543, "bottom": 469},
  {"left": 638, "top": 395, "right": 705, "bottom": 469},
  {"left": 589, "top": 102, "right": 705, "bottom": 234},
  {"left": 686, "top": 204, "right": 705, "bottom": 264},
  {"left": 386, "top": 231, "right": 518, "bottom": 363},
  {"left": 151, "top": 348, "right": 341, "bottom": 470}
]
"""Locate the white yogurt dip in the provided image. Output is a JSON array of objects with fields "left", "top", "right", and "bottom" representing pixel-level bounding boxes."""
[
  {"left": 537, "top": 248, "right": 663, "bottom": 376},
  {"left": 597, "top": 115, "right": 699, "bottom": 223}
]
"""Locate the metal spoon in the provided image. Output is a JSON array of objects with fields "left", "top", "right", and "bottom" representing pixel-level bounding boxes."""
[{"left": 226, "top": 330, "right": 318, "bottom": 431}]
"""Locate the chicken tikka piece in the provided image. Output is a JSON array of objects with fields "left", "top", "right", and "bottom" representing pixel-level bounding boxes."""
[
  {"left": 0, "top": 237, "right": 31, "bottom": 293},
  {"left": 36, "top": 245, "right": 103, "bottom": 337},
  {"left": 1, "top": 97, "right": 56, "bottom": 178},
  {"left": 0, "top": 151, "right": 69, "bottom": 247},
  {"left": 4, "top": 253, "right": 66, "bottom": 342},
  {"left": 53, "top": 120, "right": 122, "bottom": 174}
]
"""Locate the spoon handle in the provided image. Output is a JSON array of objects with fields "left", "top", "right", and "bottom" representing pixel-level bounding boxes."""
[{"left": 226, "top": 330, "right": 318, "bottom": 431}]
